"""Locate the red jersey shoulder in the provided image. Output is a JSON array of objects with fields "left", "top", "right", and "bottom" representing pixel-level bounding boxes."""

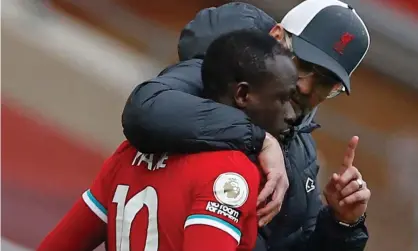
[
  {"left": 113, "top": 140, "right": 132, "bottom": 155},
  {"left": 186, "top": 150, "right": 260, "bottom": 220},
  {"left": 82, "top": 141, "right": 137, "bottom": 225},
  {"left": 98, "top": 141, "right": 137, "bottom": 176},
  {"left": 184, "top": 150, "right": 260, "bottom": 249},
  {"left": 188, "top": 150, "right": 260, "bottom": 185},
  {"left": 88, "top": 141, "right": 137, "bottom": 200}
]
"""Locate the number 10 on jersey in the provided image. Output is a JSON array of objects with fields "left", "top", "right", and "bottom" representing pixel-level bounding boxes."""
[{"left": 112, "top": 185, "right": 159, "bottom": 251}]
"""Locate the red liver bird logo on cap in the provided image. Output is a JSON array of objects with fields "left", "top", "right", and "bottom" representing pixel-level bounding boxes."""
[{"left": 334, "top": 32, "right": 354, "bottom": 55}]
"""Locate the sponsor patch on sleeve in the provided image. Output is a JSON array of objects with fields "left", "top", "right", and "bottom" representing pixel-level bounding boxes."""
[{"left": 205, "top": 201, "right": 241, "bottom": 223}]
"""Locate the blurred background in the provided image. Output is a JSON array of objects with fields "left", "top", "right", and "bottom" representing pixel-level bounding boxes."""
[{"left": 1, "top": 0, "right": 417, "bottom": 250}]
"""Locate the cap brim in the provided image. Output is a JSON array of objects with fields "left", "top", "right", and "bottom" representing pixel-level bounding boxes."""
[{"left": 292, "top": 36, "right": 351, "bottom": 95}]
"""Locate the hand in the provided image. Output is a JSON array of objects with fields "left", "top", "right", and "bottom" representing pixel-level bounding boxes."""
[
  {"left": 256, "top": 132, "right": 289, "bottom": 227},
  {"left": 323, "top": 136, "right": 371, "bottom": 224}
]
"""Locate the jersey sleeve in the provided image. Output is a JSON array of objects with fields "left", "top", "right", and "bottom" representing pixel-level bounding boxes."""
[
  {"left": 183, "top": 151, "right": 260, "bottom": 251},
  {"left": 81, "top": 156, "right": 113, "bottom": 223},
  {"left": 82, "top": 141, "right": 130, "bottom": 223},
  {"left": 38, "top": 198, "right": 106, "bottom": 251}
]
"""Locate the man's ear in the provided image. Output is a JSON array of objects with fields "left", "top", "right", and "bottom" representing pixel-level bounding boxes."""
[
  {"left": 269, "top": 24, "right": 286, "bottom": 42},
  {"left": 234, "top": 82, "right": 250, "bottom": 108}
]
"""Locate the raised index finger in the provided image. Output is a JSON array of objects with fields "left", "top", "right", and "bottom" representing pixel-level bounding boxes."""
[{"left": 341, "top": 136, "right": 359, "bottom": 171}]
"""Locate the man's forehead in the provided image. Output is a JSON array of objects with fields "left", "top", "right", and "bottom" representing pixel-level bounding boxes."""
[{"left": 265, "top": 55, "right": 298, "bottom": 86}]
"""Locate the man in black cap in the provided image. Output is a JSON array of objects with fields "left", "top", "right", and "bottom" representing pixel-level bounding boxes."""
[{"left": 122, "top": 0, "right": 371, "bottom": 250}]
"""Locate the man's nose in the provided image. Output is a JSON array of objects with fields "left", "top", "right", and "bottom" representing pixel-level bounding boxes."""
[{"left": 284, "top": 102, "right": 297, "bottom": 125}]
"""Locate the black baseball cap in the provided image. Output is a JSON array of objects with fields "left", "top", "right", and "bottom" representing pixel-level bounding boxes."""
[{"left": 281, "top": 0, "right": 370, "bottom": 94}]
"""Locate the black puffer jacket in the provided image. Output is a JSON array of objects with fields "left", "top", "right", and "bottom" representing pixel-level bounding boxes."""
[{"left": 122, "top": 2, "right": 368, "bottom": 251}]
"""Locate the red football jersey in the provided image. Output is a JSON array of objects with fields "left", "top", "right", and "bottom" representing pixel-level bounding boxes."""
[{"left": 39, "top": 141, "right": 260, "bottom": 251}]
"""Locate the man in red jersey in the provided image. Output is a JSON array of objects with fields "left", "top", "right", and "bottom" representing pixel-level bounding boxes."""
[{"left": 38, "top": 29, "right": 297, "bottom": 251}]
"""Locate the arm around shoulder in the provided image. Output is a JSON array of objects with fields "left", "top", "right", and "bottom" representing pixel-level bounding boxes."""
[{"left": 122, "top": 60, "right": 265, "bottom": 155}]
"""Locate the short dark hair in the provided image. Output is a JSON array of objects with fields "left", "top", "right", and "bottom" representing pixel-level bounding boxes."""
[{"left": 202, "top": 29, "right": 291, "bottom": 99}]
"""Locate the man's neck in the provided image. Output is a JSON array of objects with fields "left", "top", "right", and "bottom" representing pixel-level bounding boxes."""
[{"left": 216, "top": 96, "right": 235, "bottom": 107}]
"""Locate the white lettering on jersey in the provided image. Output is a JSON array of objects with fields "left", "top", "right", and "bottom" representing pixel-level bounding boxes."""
[
  {"left": 205, "top": 201, "right": 241, "bottom": 223},
  {"left": 155, "top": 153, "right": 168, "bottom": 170},
  {"left": 132, "top": 151, "right": 169, "bottom": 171}
]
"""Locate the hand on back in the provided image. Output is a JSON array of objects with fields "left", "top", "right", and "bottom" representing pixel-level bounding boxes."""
[{"left": 256, "top": 133, "right": 289, "bottom": 227}]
